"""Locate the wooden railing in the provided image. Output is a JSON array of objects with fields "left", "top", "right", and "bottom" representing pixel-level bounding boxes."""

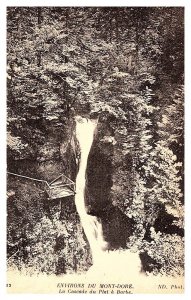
[
  {"left": 7, "top": 171, "right": 75, "bottom": 198},
  {"left": 7, "top": 172, "right": 48, "bottom": 184}
]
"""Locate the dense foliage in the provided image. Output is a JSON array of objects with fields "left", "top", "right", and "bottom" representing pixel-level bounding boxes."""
[{"left": 7, "top": 7, "right": 184, "bottom": 276}]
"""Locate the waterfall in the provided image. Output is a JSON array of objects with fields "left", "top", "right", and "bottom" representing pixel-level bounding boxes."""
[
  {"left": 75, "top": 116, "right": 108, "bottom": 268},
  {"left": 74, "top": 115, "right": 142, "bottom": 276}
]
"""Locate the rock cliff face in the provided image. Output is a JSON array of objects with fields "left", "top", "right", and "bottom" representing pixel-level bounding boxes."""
[
  {"left": 7, "top": 117, "right": 75, "bottom": 180},
  {"left": 7, "top": 116, "right": 92, "bottom": 274},
  {"left": 85, "top": 117, "right": 135, "bottom": 250}
]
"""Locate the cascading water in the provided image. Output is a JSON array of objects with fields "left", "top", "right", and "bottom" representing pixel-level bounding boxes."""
[
  {"left": 75, "top": 116, "right": 142, "bottom": 276},
  {"left": 75, "top": 116, "right": 108, "bottom": 268}
]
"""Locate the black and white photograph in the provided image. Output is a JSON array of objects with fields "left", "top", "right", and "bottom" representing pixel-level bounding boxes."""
[{"left": 5, "top": 4, "right": 185, "bottom": 294}]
